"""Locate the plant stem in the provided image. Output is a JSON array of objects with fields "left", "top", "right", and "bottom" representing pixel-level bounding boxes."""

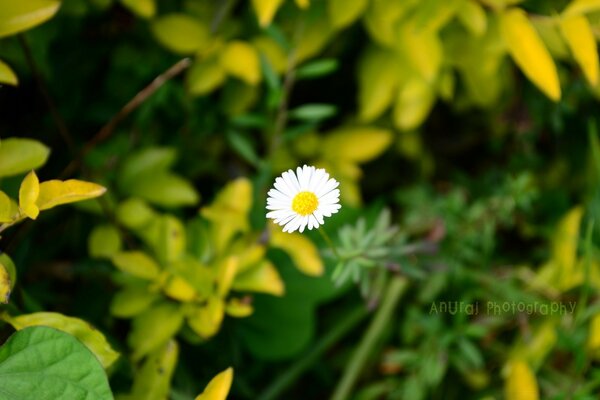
[
  {"left": 318, "top": 227, "right": 341, "bottom": 260},
  {"left": 330, "top": 276, "right": 408, "bottom": 400},
  {"left": 258, "top": 307, "right": 369, "bottom": 400}
]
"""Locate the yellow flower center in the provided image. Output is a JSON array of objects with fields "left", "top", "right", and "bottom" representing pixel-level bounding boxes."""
[{"left": 291, "top": 191, "right": 319, "bottom": 216}]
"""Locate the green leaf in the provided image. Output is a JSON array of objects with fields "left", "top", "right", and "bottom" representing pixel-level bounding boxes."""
[
  {"left": 0, "top": 138, "right": 50, "bottom": 178},
  {"left": 111, "top": 251, "right": 161, "bottom": 280},
  {"left": 36, "top": 179, "right": 107, "bottom": 211},
  {"left": 296, "top": 58, "right": 339, "bottom": 79},
  {"left": 327, "top": 0, "right": 368, "bottom": 29},
  {"left": 110, "top": 287, "right": 159, "bottom": 318},
  {"left": 89, "top": 224, "right": 122, "bottom": 259},
  {"left": 0, "top": 59, "right": 18, "bottom": 86},
  {"left": 127, "top": 172, "right": 199, "bottom": 208},
  {"left": 289, "top": 104, "right": 337, "bottom": 121},
  {"left": 187, "top": 58, "right": 226, "bottom": 96},
  {"left": 151, "top": 14, "right": 210, "bottom": 55},
  {"left": 0, "top": 326, "right": 113, "bottom": 399},
  {"left": 120, "top": 0, "right": 155, "bottom": 19},
  {"left": 129, "top": 302, "right": 184, "bottom": 360},
  {"left": 118, "top": 147, "right": 177, "bottom": 189},
  {"left": 3, "top": 312, "right": 120, "bottom": 369},
  {"left": 0, "top": 0, "right": 61, "bottom": 38},
  {"left": 115, "top": 197, "right": 156, "bottom": 229},
  {"left": 227, "top": 130, "right": 261, "bottom": 166}
]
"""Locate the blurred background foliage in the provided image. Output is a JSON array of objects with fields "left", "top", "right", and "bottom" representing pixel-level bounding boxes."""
[{"left": 2, "top": 0, "right": 600, "bottom": 399}]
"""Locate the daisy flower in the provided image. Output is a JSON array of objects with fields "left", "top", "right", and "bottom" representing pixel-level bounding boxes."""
[{"left": 266, "top": 165, "right": 341, "bottom": 233}]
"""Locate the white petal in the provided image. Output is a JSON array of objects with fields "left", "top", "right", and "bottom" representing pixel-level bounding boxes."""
[
  {"left": 270, "top": 184, "right": 290, "bottom": 199},
  {"left": 312, "top": 169, "right": 330, "bottom": 194},
  {"left": 283, "top": 170, "right": 300, "bottom": 192},
  {"left": 308, "top": 214, "right": 319, "bottom": 230},
  {"left": 317, "top": 178, "right": 339, "bottom": 197},
  {"left": 298, "top": 215, "right": 309, "bottom": 233},
  {"left": 313, "top": 209, "right": 325, "bottom": 225}
]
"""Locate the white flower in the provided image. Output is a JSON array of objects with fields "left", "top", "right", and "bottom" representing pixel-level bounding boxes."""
[{"left": 266, "top": 165, "right": 341, "bottom": 233}]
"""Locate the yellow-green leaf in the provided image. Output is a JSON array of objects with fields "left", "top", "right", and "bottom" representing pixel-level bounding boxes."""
[
  {"left": 587, "top": 313, "right": 600, "bottom": 357},
  {"left": 89, "top": 224, "right": 122, "bottom": 259},
  {"left": 560, "top": 14, "right": 599, "bottom": 85},
  {"left": 195, "top": 367, "right": 234, "bottom": 400},
  {"left": 187, "top": 296, "right": 225, "bottom": 339},
  {"left": 563, "top": 0, "right": 600, "bottom": 17},
  {"left": 295, "top": 0, "right": 309, "bottom": 9},
  {"left": 393, "top": 77, "right": 436, "bottom": 131},
  {"left": 36, "top": 179, "right": 106, "bottom": 211},
  {"left": 232, "top": 260, "right": 284, "bottom": 296},
  {"left": 130, "top": 340, "right": 179, "bottom": 400},
  {"left": 271, "top": 226, "right": 323, "bottom": 276},
  {"left": 252, "top": 35, "right": 288, "bottom": 73},
  {"left": 127, "top": 172, "right": 199, "bottom": 208},
  {"left": 225, "top": 297, "right": 253, "bottom": 318},
  {"left": 251, "top": 0, "right": 283, "bottom": 27},
  {"left": 504, "top": 359, "right": 539, "bottom": 400},
  {"left": 0, "top": 59, "right": 18, "bottom": 86},
  {"left": 500, "top": 8, "right": 561, "bottom": 101},
  {"left": 0, "top": 261, "right": 11, "bottom": 304},
  {"left": 116, "top": 197, "right": 156, "bottom": 229},
  {"left": 322, "top": 126, "right": 393, "bottom": 163},
  {"left": 457, "top": 0, "right": 487, "bottom": 36},
  {"left": 129, "top": 302, "right": 184, "bottom": 360},
  {"left": 219, "top": 41, "right": 261, "bottom": 85},
  {"left": 163, "top": 274, "right": 198, "bottom": 302},
  {"left": 0, "top": 0, "right": 61, "bottom": 38},
  {"left": 19, "top": 170, "right": 40, "bottom": 220},
  {"left": 151, "top": 14, "right": 211, "bottom": 55},
  {"left": 112, "top": 251, "right": 161, "bottom": 280},
  {"left": 120, "top": 0, "right": 155, "bottom": 19},
  {"left": 187, "top": 58, "right": 226, "bottom": 96},
  {"left": 111, "top": 287, "right": 159, "bottom": 318},
  {"left": 396, "top": 21, "right": 443, "bottom": 83},
  {"left": 358, "top": 47, "right": 401, "bottom": 121},
  {"left": 3, "top": 312, "right": 120, "bottom": 368},
  {"left": 328, "top": 0, "right": 368, "bottom": 29},
  {"left": 0, "top": 191, "right": 16, "bottom": 223},
  {"left": 0, "top": 138, "right": 50, "bottom": 178},
  {"left": 217, "top": 256, "right": 239, "bottom": 297}
]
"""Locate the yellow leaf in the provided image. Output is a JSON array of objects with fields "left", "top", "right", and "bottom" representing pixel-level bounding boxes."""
[
  {"left": 322, "top": 126, "right": 393, "bottom": 163},
  {"left": 251, "top": 0, "right": 283, "bottom": 27},
  {"left": 511, "top": 320, "right": 557, "bottom": 368},
  {"left": 163, "top": 275, "right": 197, "bottom": 301},
  {"left": 187, "top": 58, "right": 226, "bottom": 96},
  {"left": 36, "top": 179, "right": 106, "bottom": 211},
  {"left": 0, "top": 59, "right": 18, "bottom": 86},
  {"left": 500, "top": 8, "right": 561, "bottom": 101},
  {"left": 328, "top": 0, "right": 368, "bottom": 29},
  {"left": 110, "top": 287, "right": 159, "bottom": 318},
  {"left": 120, "top": 0, "right": 155, "bottom": 19},
  {"left": 129, "top": 302, "right": 184, "bottom": 360},
  {"left": 396, "top": 21, "right": 443, "bottom": 83},
  {"left": 504, "top": 359, "right": 539, "bottom": 400},
  {"left": 560, "top": 15, "right": 599, "bottom": 85},
  {"left": 587, "top": 313, "right": 600, "bottom": 357},
  {"left": 236, "top": 244, "right": 267, "bottom": 274},
  {"left": 363, "top": 0, "right": 413, "bottom": 46},
  {"left": 252, "top": 35, "right": 288, "bottom": 73},
  {"left": 295, "top": 0, "right": 310, "bottom": 9},
  {"left": 0, "top": 0, "right": 61, "bottom": 38},
  {"left": 19, "top": 170, "right": 39, "bottom": 220},
  {"left": 4, "top": 311, "right": 120, "bottom": 368},
  {"left": 219, "top": 41, "right": 261, "bottom": 85},
  {"left": 393, "top": 77, "right": 436, "bottom": 131},
  {"left": 130, "top": 340, "right": 178, "bottom": 400},
  {"left": 533, "top": 16, "right": 570, "bottom": 60},
  {"left": 357, "top": 47, "right": 402, "bottom": 121},
  {"left": 457, "top": 0, "right": 487, "bottom": 36},
  {"left": 294, "top": 14, "right": 334, "bottom": 62},
  {"left": 111, "top": 251, "right": 161, "bottom": 280},
  {"left": 217, "top": 256, "right": 239, "bottom": 296},
  {"left": 195, "top": 367, "right": 234, "bottom": 400},
  {"left": 225, "top": 297, "right": 253, "bottom": 317},
  {"left": 563, "top": 0, "right": 600, "bottom": 17},
  {"left": 151, "top": 14, "right": 210, "bottom": 55},
  {"left": 187, "top": 296, "right": 225, "bottom": 339},
  {"left": 270, "top": 227, "right": 323, "bottom": 276},
  {"left": 232, "top": 260, "right": 284, "bottom": 296},
  {"left": 0, "top": 191, "right": 16, "bottom": 223},
  {"left": 0, "top": 261, "right": 11, "bottom": 304}
]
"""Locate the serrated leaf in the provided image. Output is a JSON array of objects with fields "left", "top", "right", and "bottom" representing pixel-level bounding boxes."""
[
  {"left": 36, "top": 179, "right": 106, "bottom": 211},
  {"left": 252, "top": 0, "right": 284, "bottom": 27},
  {"left": 327, "top": 0, "right": 368, "bottom": 29},
  {"left": 500, "top": 8, "right": 561, "bottom": 101},
  {"left": 111, "top": 251, "right": 161, "bottom": 280},
  {"left": 0, "top": 327, "right": 113, "bottom": 400},
  {"left": 89, "top": 224, "right": 122, "bottom": 259},
  {"left": 3, "top": 312, "right": 120, "bottom": 369},
  {"left": 151, "top": 14, "right": 210, "bottom": 54},
  {"left": 19, "top": 170, "right": 40, "bottom": 220},
  {"left": 220, "top": 41, "right": 261, "bottom": 85},
  {"left": 120, "top": 0, "right": 155, "bottom": 19},
  {"left": 560, "top": 14, "right": 599, "bottom": 85},
  {"left": 0, "top": 59, "right": 18, "bottom": 86},
  {"left": 130, "top": 341, "right": 178, "bottom": 400},
  {"left": 0, "top": 0, "right": 61, "bottom": 38},
  {"left": 195, "top": 367, "right": 234, "bottom": 400},
  {"left": 129, "top": 302, "right": 184, "bottom": 360},
  {"left": 0, "top": 138, "right": 49, "bottom": 178}
]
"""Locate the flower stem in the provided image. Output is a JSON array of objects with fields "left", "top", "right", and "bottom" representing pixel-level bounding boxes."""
[
  {"left": 318, "top": 227, "right": 341, "bottom": 260},
  {"left": 330, "top": 276, "right": 408, "bottom": 400}
]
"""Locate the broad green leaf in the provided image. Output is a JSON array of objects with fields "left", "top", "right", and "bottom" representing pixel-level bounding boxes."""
[
  {"left": 270, "top": 228, "right": 323, "bottom": 276},
  {"left": 127, "top": 172, "right": 199, "bottom": 208},
  {"left": 357, "top": 46, "right": 401, "bottom": 121},
  {"left": 19, "top": 170, "right": 40, "bottom": 220},
  {"left": 0, "top": 191, "right": 15, "bottom": 222},
  {"left": 3, "top": 312, "right": 119, "bottom": 369},
  {"left": 130, "top": 341, "right": 178, "bottom": 400},
  {"left": 219, "top": 41, "right": 261, "bottom": 85},
  {"left": 0, "top": 59, "right": 18, "bottom": 86},
  {"left": 187, "top": 296, "right": 225, "bottom": 339},
  {"left": 195, "top": 367, "right": 234, "bottom": 400},
  {"left": 504, "top": 359, "right": 539, "bottom": 400},
  {"left": 129, "top": 302, "right": 184, "bottom": 360},
  {"left": 328, "top": 0, "right": 368, "bottom": 29},
  {"left": 111, "top": 251, "right": 161, "bottom": 280},
  {"left": 0, "top": 261, "right": 11, "bottom": 304},
  {"left": 321, "top": 126, "right": 393, "bottom": 163},
  {"left": 563, "top": 0, "right": 600, "bottom": 17},
  {"left": 118, "top": 147, "right": 177, "bottom": 188},
  {"left": 0, "top": 0, "right": 61, "bottom": 38},
  {"left": 120, "top": 0, "right": 155, "bottom": 19},
  {"left": 89, "top": 224, "right": 122, "bottom": 259},
  {"left": 111, "top": 286, "right": 159, "bottom": 318},
  {"left": 36, "top": 179, "right": 106, "bottom": 210},
  {"left": 393, "top": 77, "right": 436, "bottom": 130},
  {"left": 232, "top": 260, "right": 284, "bottom": 296},
  {"left": 187, "top": 58, "right": 226, "bottom": 96},
  {"left": 252, "top": 0, "right": 284, "bottom": 27},
  {"left": 0, "top": 327, "right": 113, "bottom": 400},
  {"left": 457, "top": 0, "right": 487, "bottom": 36},
  {"left": 500, "top": 8, "right": 561, "bottom": 101},
  {"left": 560, "top": 15, "right": 599, "bottom": 86},
  {"left": 289, "top": 104, "right": 337, "bottom": 121},
  {"left": 0, "top": 138, "right": 49, "bottom": 178},
  {"left": 151, "top": 14, "right": 210, "bottom": 55}
]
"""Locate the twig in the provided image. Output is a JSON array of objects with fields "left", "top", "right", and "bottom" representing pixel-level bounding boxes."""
[{"left": 61, "top": 57, "right": 192, "bottom": 178}]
